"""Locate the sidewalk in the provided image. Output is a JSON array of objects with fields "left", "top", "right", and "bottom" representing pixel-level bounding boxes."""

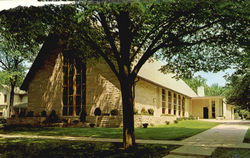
[{"left": 164, "top": 124, "right": 250, "bottom": 158}]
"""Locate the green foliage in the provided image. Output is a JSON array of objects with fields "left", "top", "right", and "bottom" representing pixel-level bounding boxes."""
[
  {"left": 147, "top": 108, "right": 154, "bottom": 115},
  {"left": 212, "top": 148, "right": 250, "bottom": 158},
  {"left": 183, "top": 76, "right": 207, "bottom": 94},
  {"left": 183, "top": 76, "right": 225, "bottom": 96},
  {"left": 224, "top": 73, "right": 250, "bottom": 109}
]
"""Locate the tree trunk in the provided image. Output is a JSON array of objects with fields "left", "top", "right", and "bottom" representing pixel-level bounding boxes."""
[
  {"left": 120, "top": 77, "right": 135, "bottom": 149},
  {"left": 9, "top": 83, "right": 15, "bottom": 117}
]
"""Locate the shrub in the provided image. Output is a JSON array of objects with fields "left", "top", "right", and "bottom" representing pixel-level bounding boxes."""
[
  {"left": 165, "top": 121, "right": 170, "bottom": 125},
  {"left": 141, "top": 108, "right": 147, "bottom": 114},
  {"left": 189, "top": 115, "right": 195, "bottom": 120},
  {"left": 26, "top": 111, "right": 34, "bottom": 117},
  {"left": 133, "top": 108, "right": 138, "bottom": 115},
  {"left": 46, "top": 110, "right": 59, "bottom": 123},
  {"left": 142, "top": 123, "right": 148, "bottom": 128},
  {"left": 148, "top": 108, "right": 154, "bottom": 115},
  {"left": 73, "top": 120, "right": 79, "bottom": 124},
  {"left": 174, "top": 120, "right": 178, "bottom": 124},
  {"left": 94, "top": 108, "right": 101, "bottom": 116},
  {"left": 110, "top": 109, "right": 118, "bottom": 116},
  {"left": 41, "top": 111, "right": 47, "bottom": 117},
  {"left": 18, "top": 111, "right": 25, "bottom": 118},
  {"left": 89, "top": 123, "right": 95, "bottom": 128},
  {"left": 80, "top": 111, "right": 86, "bottom": 122},
  {"left": 103, "top": 113, "right": 110, "bottom": 116}
]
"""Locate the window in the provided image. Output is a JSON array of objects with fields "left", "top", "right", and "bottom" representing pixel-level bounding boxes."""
[
  {"left": 168, "top": 91, "right": 172, "bottom": 114},
  {"left": 173, "top": 93, "right": 177, "bottom": 115},
  {"left": 63, "top": 55, "right": 86, "bottom": 116},
  {"left": 4, "top": 94, "right": 7, "bottom": 103},
  {"left": 178, "top": 95, "right": 181, "bottom": 116},
  {"left": 162, "top": 89, "right": 166, "bottom": 114},
  {"left": 212, "top": 100, "right": 215, "bottom": 118},
  {"left": 182, "top": 97, "right": 185, "bottom": 116}
]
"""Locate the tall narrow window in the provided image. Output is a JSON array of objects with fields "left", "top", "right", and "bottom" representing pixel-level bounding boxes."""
[
  {"left": 178, "top": 95, "right": 181, "bottom": 116},
  {"left": 212, "top": 100, "right": 215, "bottom": 118},
  {"left": 162, "top": 89, "right": 166, "bottom": 114},
  {"left": 168, "top": 91, "right": 172, "bottom": 114},
  {"left": 173, "top": 93, "right": 177, "bottom": 115},
  {"left": 182, "top": 97, "right": 185, "bottom": 116},
  {"left": 4, "top": 94, "right": 7, "bottom": 103},
  {"left": 63, "top": 55, "right": 86, "bottom": 116}
]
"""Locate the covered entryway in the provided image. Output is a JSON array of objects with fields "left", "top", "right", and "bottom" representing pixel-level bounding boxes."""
[{"left": 203, "top": 107, "right": 208, "bottom": 119}]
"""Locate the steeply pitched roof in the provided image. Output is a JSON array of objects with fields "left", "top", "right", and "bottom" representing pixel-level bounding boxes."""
[
  {"left": 20, "top": 34, "right": 60, "bottom": 91},
  {"left": 138, "top": 60, "right": 198, "bottom": 98}
]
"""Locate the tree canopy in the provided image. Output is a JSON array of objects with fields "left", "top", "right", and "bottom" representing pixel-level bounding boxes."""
[{"left": 0, "top": 0, "right": 249, "bottom": 148}]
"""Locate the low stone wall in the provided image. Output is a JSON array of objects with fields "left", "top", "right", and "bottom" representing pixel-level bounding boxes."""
[
  {"left": 86, "top": 115, "right": 177, "bottom": 128},
  {"left": 134, "top": 115, "right": 177, "bottom": 127},
  {"left": 86, "top": 116, "right": 123, "bottom": 127},
  {"left": 7, "top": 117, "right": 46, "bottom": 127}
]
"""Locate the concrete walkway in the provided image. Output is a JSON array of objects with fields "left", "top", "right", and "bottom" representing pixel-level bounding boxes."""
[{"left": 165, "top": 124, "right": 250, "bottom": 158}]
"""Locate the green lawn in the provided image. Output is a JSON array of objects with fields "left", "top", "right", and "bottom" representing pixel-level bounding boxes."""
[
  {"left": 0, "top": 120, "right": 219, "bottom": 140},
  {"left": 212, "top": 148, "right": 250, "bottom": 158},
  {"left": 243, "top": 126, "right": 250, "bottom": 143},
  {"left": 0, "top": 138, "right": 179, "bottom": 158}
]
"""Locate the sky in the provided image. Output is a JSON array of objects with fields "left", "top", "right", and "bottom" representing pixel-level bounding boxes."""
[
  {"left": 195, "top": 69, "right": 235, "bottom": 87},
  {"left": 0, "top": 0, "right": 233, "bottom": 87}
]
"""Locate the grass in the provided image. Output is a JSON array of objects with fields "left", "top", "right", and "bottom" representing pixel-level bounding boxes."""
[
  {"left": 0, "top": 138, "right": 179, "bottom": 158},
  {"left": 0, "top": 120, "right": 218, "bottom": 140},
  {"left": 211, "top": 148, "right": 250, "bottom": 158},
  {"left": 243, "top": 126, "right": 250, "bottom": 143}
]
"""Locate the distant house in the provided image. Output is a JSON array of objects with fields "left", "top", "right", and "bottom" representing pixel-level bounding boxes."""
[
  {"left": 19, "top": 34, "right": 234, "bottom": 127},
  {"left": 0, "top": 84, "right": 28, "bottom": 118}
]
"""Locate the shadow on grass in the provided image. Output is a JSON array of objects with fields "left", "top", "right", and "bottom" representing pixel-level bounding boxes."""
[{"left": 0, "top": 138, "right": 180, "bottom": 158}]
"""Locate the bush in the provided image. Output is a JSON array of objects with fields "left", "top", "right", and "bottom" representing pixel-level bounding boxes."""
[
  {"left": 94, "top": 108, "right": 101, "bottom": 116},
  {"left": 174, "top": 120, "right": 178, "bottom": 124},
  {"left": 142, "top": 123, "right": 148, "bottom": 128},
  {"left": 89, "top": 123, "right": 95, "bottom": 128},
  {"left": 134, "top": 108, "right": 138, "bottom": 115},
  {"left": 148, "top": 108, "right": 154, "bottom": 115},
  {"left": 73, "top": 120, "right": 79, "bottom": 124},
  {"left": 165, "top": 121, "right": 170, "bottom": 125},
  {"left": 26, "top": 111, "right": 34, "bottom": 117},
  {"left": 189, "top": 115, "right": 195, "bottom": 120},
  {"left": 80, "top": 111, "right": 86, "bottom": 122},
  {"left": 46, "top": 110, "right": 59, "bottom": 123},
  {"left": 18, "top": 111, "right": 25, "bottom": 118},
  {"left": 141, "top": 108, "right": 147, "bottom": 114},
  {"left": 41, "top": 111, "right": 47, "bottom": 117},
  {"left": 110, "top": 109, "right": 118, "bottom": 116}
]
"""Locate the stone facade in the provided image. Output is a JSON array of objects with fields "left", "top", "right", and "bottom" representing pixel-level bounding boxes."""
[{"left": 27, "top": 48, "right": 63, "bottom": 116}]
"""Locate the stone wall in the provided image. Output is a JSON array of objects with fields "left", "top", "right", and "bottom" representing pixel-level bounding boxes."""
[
  {"left": 27, "top": 50, "right": 63, "bottom": 116},
  {"left": 86, "top": 115, "right": 177, "bottom": 128},
  {"left": 6, "top": 117, "right": 46, "bottom": 127}
]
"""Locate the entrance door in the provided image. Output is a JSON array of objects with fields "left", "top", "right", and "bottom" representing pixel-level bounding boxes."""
[{"left": 203, "top": 107, "right": 208, "bottom": 119}]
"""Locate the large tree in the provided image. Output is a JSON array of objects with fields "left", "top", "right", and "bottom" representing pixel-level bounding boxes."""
[
  {"left": 1, "top": 0, "right": 249, "bottom": 149},
  {"left": 0, "top": 31, "right": 38, "bottom": 116},
  {"left": 74, "top": 0, "right": 249, "bottom": 148}
]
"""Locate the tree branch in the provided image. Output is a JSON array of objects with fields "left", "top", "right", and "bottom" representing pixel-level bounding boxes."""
[
  {"left": 98, "top": 12, "right": 121, "bottom": 63},
  {"left": 81, "top": 29, "right": 120, "bottom": 79}
]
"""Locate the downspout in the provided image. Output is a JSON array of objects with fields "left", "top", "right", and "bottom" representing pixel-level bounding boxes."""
[{"left": 132, "top": 77, "right": 140, "bottom": 111}]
